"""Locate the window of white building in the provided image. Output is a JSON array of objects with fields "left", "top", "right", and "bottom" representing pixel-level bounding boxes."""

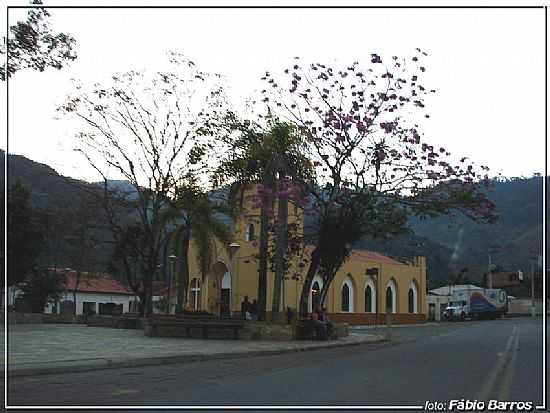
[{"left": 190, "top": 278, "right": 201, "bottom": 311}]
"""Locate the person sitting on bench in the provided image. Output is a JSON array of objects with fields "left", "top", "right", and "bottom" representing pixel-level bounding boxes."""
[{"left": 311, "top": 306, "right": 328, "bottom": 340}]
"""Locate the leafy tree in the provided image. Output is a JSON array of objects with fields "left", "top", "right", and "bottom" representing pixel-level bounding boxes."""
[
  {"left": 58, "top": 52, "right": 228, "bottom": 316},
  {"left": 19, "top": 268, "right": 66, "bottom": 313},
  {"left": 1, "top": 0, "right": 77, "bottom": 80},
  {"left": 6, "top": 181, "right": 45, "bottom": 286},
  {"left": 259, "top": 52, "right": 498, "bottom": 316}
]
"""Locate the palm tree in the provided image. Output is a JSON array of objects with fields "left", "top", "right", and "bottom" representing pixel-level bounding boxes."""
[
  {"left": 215, "top": 119, "right": 313, "bottom": 321},
  {"left": 168, "top": 182, "right": 233, "bottom": 312},
  {"left": 215, "top": 124, "right": 275, "bottom": 320}
]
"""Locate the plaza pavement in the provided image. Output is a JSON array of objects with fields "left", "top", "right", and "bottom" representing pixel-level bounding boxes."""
[{"left": 3, "top": 323, "right": 384, "bottom": 377}]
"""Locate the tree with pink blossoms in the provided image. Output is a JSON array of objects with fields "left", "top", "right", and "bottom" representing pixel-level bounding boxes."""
[{"left": 259, "top": 50, "right": 497, "bottom": 316}]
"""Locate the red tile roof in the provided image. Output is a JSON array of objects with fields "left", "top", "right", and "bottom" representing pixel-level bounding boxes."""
[
  {"left": 349, "top": 249, "right": 405, "bottom": 266},
  {"left": 53, "top": 269, "right": 134, "bottom": 295},
  {"left": 303, "top": 245, "right": 406, "bottom": 266}
]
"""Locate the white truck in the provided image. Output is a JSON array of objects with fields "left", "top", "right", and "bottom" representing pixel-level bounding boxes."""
[{"left": 443, "top": 288, "right": 508, "bottom": 321}]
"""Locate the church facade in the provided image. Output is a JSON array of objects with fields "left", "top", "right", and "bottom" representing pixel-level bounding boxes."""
[{"left": 172, "top": 185, "right": 427, "bottom": 325}]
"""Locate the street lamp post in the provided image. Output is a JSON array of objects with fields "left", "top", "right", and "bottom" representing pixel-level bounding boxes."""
[
  {"left": 168, "top": 255, "right": 177, "bottom": 314},
  {"left": 366, "top": 267, "right": 379, "bottom": 331},
  {"left": 228, "top": 243, "right": 241, "bottom": 318}
]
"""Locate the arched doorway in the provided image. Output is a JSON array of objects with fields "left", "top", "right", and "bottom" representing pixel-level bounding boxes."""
[
  {"left": 308, "top": 274, "right": 323, "bottom": 312},
  {"left": 221, "top": 271, "right": 231, "bottom": 317},
  {"left": 311, "top": 281, "right": 321, "bottom": 311},
  {"left": 408, "top": 280, "right": 418, "bottom": 314},
  {"left": 208, "top": 261, "right": 231, "bottom": 317}
]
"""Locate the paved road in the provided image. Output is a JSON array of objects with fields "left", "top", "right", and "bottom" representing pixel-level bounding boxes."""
[{"left": 6, "top": 317, "right": 545, "bottom": 409}]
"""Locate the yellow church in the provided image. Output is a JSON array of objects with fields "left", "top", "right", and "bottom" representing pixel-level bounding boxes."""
[{"left": 174, "top": 184, "right": 427, "bottom": 325}]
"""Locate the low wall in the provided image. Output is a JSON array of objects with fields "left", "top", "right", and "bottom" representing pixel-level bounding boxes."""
[
  {"left": 86, "top": 315, "right": 145, "bottom": 329},
  {"left": 42, "top": 314, "right": 84, "bottom": 324},
  {"left": 7, "top": 313, "right": 43, "bottom": 324},
  {"left": 241, "top": 322, "right": 294, "bottom": 340},
  {"left": 241, "top": 321, "right": 349, "bottom": 340},
  {"left": 7, "top": 312, "right": 132, "bottom": 325},
  {"left": 144, "top": 322, "right": 238, "bottom": 339},
  {"left": 328, "top": 312, "right": 426, "bottom": 325},
  {"left": 87, "top": 315, "right": 116, "bottom": 328},
  {"left": 144, "top": 319, "right": 349, "bottom": 340},
  {"left": 508, "top": 299, "right": 548, "bottom": 315}
]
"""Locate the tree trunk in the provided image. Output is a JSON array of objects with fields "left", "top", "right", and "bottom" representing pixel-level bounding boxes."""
[
  {"left": 143, "top": 274, "right": 153, "bottom": 316},
  {"left": 257, "top": 170, "right": 275, "bottom": 322},
  {"left": 138, "top": 292, "right": 146, "bottom": 316},
  {"left": 73, "top": 271, "right": 80, "bottom": 316},
  {"left": 319, "top": 275, "right": 332, "bottom": 309},
  {"left": 257, "top": 203, "right": 269, "bottom": 321},
  {"left": 271, "top": 177, "right": 288, "bottom": 322},
  {"left": 299, "top": 246, "right": 322, "bottom": 317},
  {"left": 178, "top": 226, "right": 191, "bottom": 312}
]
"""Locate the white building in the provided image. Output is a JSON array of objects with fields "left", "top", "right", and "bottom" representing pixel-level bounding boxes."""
[
  {"left": 8, "top": 270, "right": 135, "bottom": 315},
  {"left": 426, "top": 284, "right": 483, "bottom": 321}
]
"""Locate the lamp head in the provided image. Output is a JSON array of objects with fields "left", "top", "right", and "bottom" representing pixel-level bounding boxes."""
[{"left": 229, "top": 242, "right": 241, "bottom": 255}]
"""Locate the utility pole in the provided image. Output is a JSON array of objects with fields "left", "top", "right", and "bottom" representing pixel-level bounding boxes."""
[
  {"left": 366, "top": 267, "right": 381, "bottom": 333},
  {"left": 168, "top": 255, "right": 177, "bottom": 314},
  {"left": 531, "top": 259, "right": 535, "bottom": 317},
  {"left": 487, "top": 245, "right": 503, "bottom": 289}
]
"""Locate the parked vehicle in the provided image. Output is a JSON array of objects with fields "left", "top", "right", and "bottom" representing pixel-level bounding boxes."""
[{"left": 443, "top": 288, "right": 508, "bottom": 321}]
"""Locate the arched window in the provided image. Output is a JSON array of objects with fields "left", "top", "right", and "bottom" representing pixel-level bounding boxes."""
[
  {"left": 365, "top": 286, "right": 373, "bottom": 313},
  {"left": 246, "top": 223, "right": 255, "bottom": 241},
  {"left": 341, "top": 284, "right": 350, "bottom": 312},
  {"left": 190, "top": 278, "right": 201, "bottom": 311},
  {"left": 364, "top": 278, "right": 376, "bottom": 313},
  {"left": 386, "top": 279, "right": 397, "bottom": 313},
  {"left": 311, "top": 281, "right": 321, "bottom": 311},
  {"left": 408, "top": 281, "right": 418, "bottom": 314},
  {"left": 341, "top": 276, "right": 355, "bottom": 312}
]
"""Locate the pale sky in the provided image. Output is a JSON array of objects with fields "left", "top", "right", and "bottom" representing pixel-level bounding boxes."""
[{"left": 2, "top": 1, "right": 547, "bottom": 183}]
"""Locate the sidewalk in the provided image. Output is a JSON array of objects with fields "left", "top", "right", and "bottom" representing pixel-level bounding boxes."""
[
  {"left": 4, "top": 324, "right": 384, "bottom": 377},
  {"left": 350, "top": 321, "right": 442, "bottom": 330}
]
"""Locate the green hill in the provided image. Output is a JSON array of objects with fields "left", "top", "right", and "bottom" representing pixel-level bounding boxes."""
[
  {"left": 409, "top": 176, "right": 545, "bottom": 284},
  {"left": 4, "top": 151, "right": 545, "bottom": 292}
]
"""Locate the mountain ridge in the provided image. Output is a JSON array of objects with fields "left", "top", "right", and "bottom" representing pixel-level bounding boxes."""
[{"left": 4, "top": 151, "right": 545, "bottom": 290}]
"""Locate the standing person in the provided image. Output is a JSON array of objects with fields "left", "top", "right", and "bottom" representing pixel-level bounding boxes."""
[
  {"left": 286, "top": 306, "right": 294, "bottom": 325},
  {"left": 241, "top": 296, "right": 250, "bottom": 320},
  {"left": 250, "top": 299, "right": 258, "bottom": 321}
]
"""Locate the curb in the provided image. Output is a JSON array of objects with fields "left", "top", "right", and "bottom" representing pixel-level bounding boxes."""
[
  {"left": 8, "top": 335, "right": 386, "bottom": 378},
  {"left": 351, "top": 322, "right": 441, "bottom": 330}
]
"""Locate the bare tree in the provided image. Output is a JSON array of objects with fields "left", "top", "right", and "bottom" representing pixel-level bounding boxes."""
[
  {"left": 64, "top": 192, "right": 103, "bottom": 315},
  {"left": 58, "top": 52, "right": 228, "bottom": 316}
]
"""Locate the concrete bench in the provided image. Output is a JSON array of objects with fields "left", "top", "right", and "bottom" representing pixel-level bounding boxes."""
[
  {"left": 295, "top": 319, "right": 337, "bottom": 341},
  {"left": 144, "top": 317, "right": 245, "bottom": 339}
]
